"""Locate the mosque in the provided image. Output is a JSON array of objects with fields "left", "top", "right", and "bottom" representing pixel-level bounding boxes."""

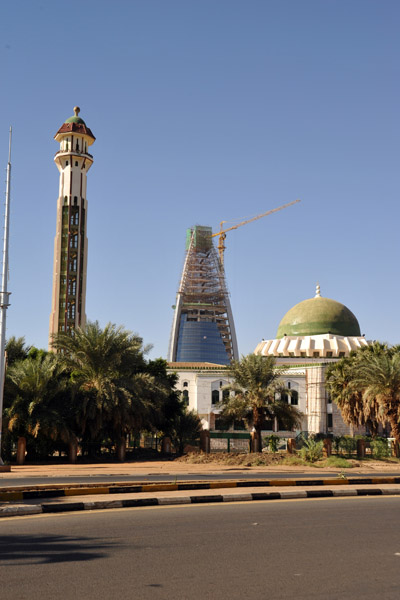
[
  {"left": 168, "top": 285, "right": 370, "bottom": 438},
  {"left": 46, "top": 109, "right": 369, "bottom": 440}
]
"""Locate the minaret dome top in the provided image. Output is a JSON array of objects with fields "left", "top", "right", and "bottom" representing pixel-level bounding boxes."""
[
  {"left": 64, "top": 106, "right": 86, "bottom": 125},
  {"left": 55, "top": 106, "right": 96, "bottom": 143}
]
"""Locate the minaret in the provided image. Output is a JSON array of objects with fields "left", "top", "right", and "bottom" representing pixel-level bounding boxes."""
[{"left": 49, "top": 107, "right": 95, "bottom": 346}]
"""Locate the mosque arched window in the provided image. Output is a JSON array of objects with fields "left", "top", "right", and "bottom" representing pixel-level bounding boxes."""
[
  {"left": 211, "top": 390, "right": 219, "bottom": 405},
  {"left": 182, "top": 389, "right": 189, "bottom": 406}
]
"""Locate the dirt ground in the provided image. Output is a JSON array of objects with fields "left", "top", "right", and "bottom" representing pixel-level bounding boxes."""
[{"left": 2, "top": 455, "right": 400, "bottom": 479}]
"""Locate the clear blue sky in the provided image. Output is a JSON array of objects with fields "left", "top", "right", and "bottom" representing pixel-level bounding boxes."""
[{"left": 0, "top": 0, "right": 399, "bottom": 357}]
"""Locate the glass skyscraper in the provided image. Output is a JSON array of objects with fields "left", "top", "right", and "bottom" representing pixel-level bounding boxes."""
[{"left": 168, "top": 226, "right": 238, "bottom": 364}]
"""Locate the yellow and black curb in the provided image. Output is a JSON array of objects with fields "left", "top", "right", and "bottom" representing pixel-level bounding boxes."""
[
  {"left": 1, "top": 476, "right": 400, "bottom": 503},
  {"left": 1, "top": 486, "right": 400, "bottom": 518},
  {"left": 1, "top": 476, "right": 400, "bottom": 518}
]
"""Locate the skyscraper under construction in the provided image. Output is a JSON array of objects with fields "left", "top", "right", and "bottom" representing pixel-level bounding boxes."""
[
  {"left": 168, "top": 226, "right": 238, "bottom": 364},
  {"left": 49, "top": 107, "right": 95, "bottom": 344}
]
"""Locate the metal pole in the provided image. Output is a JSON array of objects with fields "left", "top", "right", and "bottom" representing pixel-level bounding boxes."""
[{"left": 0, "top": 127, "right": 12, "bottom": 465}]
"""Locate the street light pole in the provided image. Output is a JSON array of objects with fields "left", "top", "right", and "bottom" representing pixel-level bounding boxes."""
[{"left": 0, "top": 128, "right": 12, "bottom": 465}]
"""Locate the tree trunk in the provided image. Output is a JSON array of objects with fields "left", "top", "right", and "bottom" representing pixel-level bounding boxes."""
[
  {"left": 68, "top": 440, "right": 78, "bottom": 463},
  {"left": 116, "top": 437, "right": 126, "bottom": 462},
  {"left": 252, "top": 405, "right": 263, "bottom": 453},
  {"left": 17, "top": 437, "right": 26, "bottom": 465},
  {"left": 387, "top": 410, "right": 400, "bottom": 446},
  {"left": 251, "top": 430, "right": 262, "bottom": 453}
]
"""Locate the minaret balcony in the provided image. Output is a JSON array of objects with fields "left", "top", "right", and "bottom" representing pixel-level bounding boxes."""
[{"left": 54, "top": 150, "right": 93, "bottom": 160}]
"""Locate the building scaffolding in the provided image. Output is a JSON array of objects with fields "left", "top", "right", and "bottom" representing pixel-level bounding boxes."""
[{"left": 168, "top": 226, "right": 238, "bottom": 364}]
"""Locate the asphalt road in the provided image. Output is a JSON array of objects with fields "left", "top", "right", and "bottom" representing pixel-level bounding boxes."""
[
  {"left": 2, "top": 471, "right": 400, "bottom": 487},
  {"left": 1, "top": 497, "right": 400, "bottom": 599}
]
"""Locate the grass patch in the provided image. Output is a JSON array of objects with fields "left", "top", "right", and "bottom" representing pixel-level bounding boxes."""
[
  {"left": 281, "top": 456, "right": 309, "bottom": 467},
  {"left": 320, "top": 456, "right": 353, "bottom": 469}
]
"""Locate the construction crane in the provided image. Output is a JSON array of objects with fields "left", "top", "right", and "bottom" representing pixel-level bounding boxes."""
[{"left": 211, "top": 199, "right": 301, "bottom": 268}]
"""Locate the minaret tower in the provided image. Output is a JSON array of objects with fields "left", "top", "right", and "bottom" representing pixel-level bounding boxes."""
[{"left": 49, "top": 107, "right": 95, "bottom": 345}]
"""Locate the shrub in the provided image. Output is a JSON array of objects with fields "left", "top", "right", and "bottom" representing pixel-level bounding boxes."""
[
  {"left": 338, "top": 436, "right": 357, "bottom": 457},
  {"left": 370, "top": 437, "right": 391, "bottom": 459},
  {"left": 299, "top": 436, "right": 324, "bottom": 463},
  {"left": 263, "top": 434, "right": 280, "bottom": 453}
]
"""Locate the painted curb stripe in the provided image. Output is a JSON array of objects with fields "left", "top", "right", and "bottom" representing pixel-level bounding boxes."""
[
  {"left": 223, "top": 494, "right": 253, "bottom": 502},
  {"left": 24, "top": 490, "right": 65, "bottom": 499},
  {"left": 121, "top": 498, "right": 159, "bottom": 507},
  {"left": 210, "top": 481, "right": 237, "bottom": 489},
  {"left": 178, "top": 483, "right": 211, "bottom": 490},
  {"left": 110, "top": 486, "right": 143, "bottom": 494},
  {"left": 3, "top": 477, "right": 400, "bottom": 504},
  {"left": 251, "top": 492, "right": 281, "bottom": 501},
  {"left": 0, "top": 492, "right": 24, "bottom": 501},
  {"left": 141, "top": 484, "right": 179, "bottom": 493},
  {"left": 306, "top": 490, "right": 334, "bottom": 498},
  {"left": 42, "top": 502, "right": 85, "bottom": 513},
  {"left": 190, "top": 495, "right": 224, "bottom": 503},
  {"left": 64, "top": 487, "right": 110, "bottom": 496},
  {"left": 2, "top": 488, "right": 400, "bottom": 518},
  {"left": 355, "top": 488, "right": 383, "bottom": 496}
]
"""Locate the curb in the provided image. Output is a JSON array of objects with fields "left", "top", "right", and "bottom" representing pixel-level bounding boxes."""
[
  {"left": 1, "top": 487, "right": 400, "bottom": 518},
  {"left": 2, "top": 476, "right": 400, "bottom": 502}
]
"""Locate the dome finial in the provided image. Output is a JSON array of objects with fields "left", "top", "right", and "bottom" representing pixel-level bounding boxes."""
[
  {"left": 73, "top": 106, "right": 80, "bottom": 116},
  {"left": 315, "top": 282, "right": 321, "bottom": 298}
]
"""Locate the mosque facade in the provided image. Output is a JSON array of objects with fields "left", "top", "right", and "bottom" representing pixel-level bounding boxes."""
[{"left": 168, "top": 286, "right": 370, "bottom": 438}]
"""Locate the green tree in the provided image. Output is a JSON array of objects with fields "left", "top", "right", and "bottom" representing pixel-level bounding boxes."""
[
  {"left": 355, "top": 348, "right": 400, "bottom": 446},
  {"left": 52, "top": 321, "right": 170, "bottom": 459},
  {"left": 5, "top": 336, "right": 31, "bottom": 366},
  {"left": 5, "top": 353, "right": 76, "bottom": 459},
  {"left": 168, "top": 402, "right": 203, "bottom": 455},
  {"left": 326, "top": 344, "right": 400, "bottom": 444},
  {"left": 220, "top": 354, "right": 303, "bottom": 452}
]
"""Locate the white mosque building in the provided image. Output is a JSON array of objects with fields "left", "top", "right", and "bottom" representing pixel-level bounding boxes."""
[{"left": 168, "top": 285, "right": 369, "bottom": 438}]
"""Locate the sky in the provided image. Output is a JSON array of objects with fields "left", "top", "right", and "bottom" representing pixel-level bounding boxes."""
[{"left": 0, "top": 0, "right": 399, "bottom": 358}]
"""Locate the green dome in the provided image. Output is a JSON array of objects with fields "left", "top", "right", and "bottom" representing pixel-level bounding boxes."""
[
  {"left": 276, "top": 292, "right": 361, "bottom": 338},
  {"left": 65, "top": 115, "right": 86, "bottom": 125},
  {"left": 64, "top": 106, "right": 86, "bottom": 125}
]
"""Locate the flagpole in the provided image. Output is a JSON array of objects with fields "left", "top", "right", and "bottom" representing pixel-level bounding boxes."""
[{"left": 0, "top": 127, "right": 12, "bottom": 465}]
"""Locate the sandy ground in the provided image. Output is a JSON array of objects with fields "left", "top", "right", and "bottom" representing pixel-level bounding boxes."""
[{"left": 1, "top": 458, "right": 400, "bottom": 479}]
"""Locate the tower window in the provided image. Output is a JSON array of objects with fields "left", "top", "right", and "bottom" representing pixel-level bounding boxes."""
[
  {"left": 75, "top": 161, "right": 78, "bottom": 167},
  {"left": 211, "top": 390, "right": 219, "bottom": 405},
  {"left": 67, "top": 302, "right": 76, "bottom": 319},
  {"left": 66, "top": 161, "right": 69, "bottom": 167},
  {"left": 68, "top": 279, "right": 76, "bottom": 295},
  {"left": 182, "top": 389, "right": 189, "bottom": 406}
]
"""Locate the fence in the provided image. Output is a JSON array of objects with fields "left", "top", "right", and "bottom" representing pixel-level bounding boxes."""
[{"left": 209, "top": 432, "right": 251, "bottom": 453}]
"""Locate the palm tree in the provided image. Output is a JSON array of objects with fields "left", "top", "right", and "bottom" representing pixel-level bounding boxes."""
[
  {"left": 355, "top": 349, "right": 400, "bottom": 449},
  {"left": 326, "top": 344, "right": 392, "bottom": 437},
  {"left": 5, "top": 336, "right": 31, "bottom": 366},
  {"left": 6, "top": 353, "right": 76, "bottom": 461},
  {"left": 220, "top": 354, "right": 302, "bottom": 452},
  {"left": 51, "top": 321, "right": 168, "bottom": 460}
]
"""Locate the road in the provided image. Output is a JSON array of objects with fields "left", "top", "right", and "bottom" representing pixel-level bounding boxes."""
[
  {"left": 1, "top": 497, "right": 400, "bottom": 599},
  {"left": 2, "top": 471, "right": 400, "bottom": 487}
]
